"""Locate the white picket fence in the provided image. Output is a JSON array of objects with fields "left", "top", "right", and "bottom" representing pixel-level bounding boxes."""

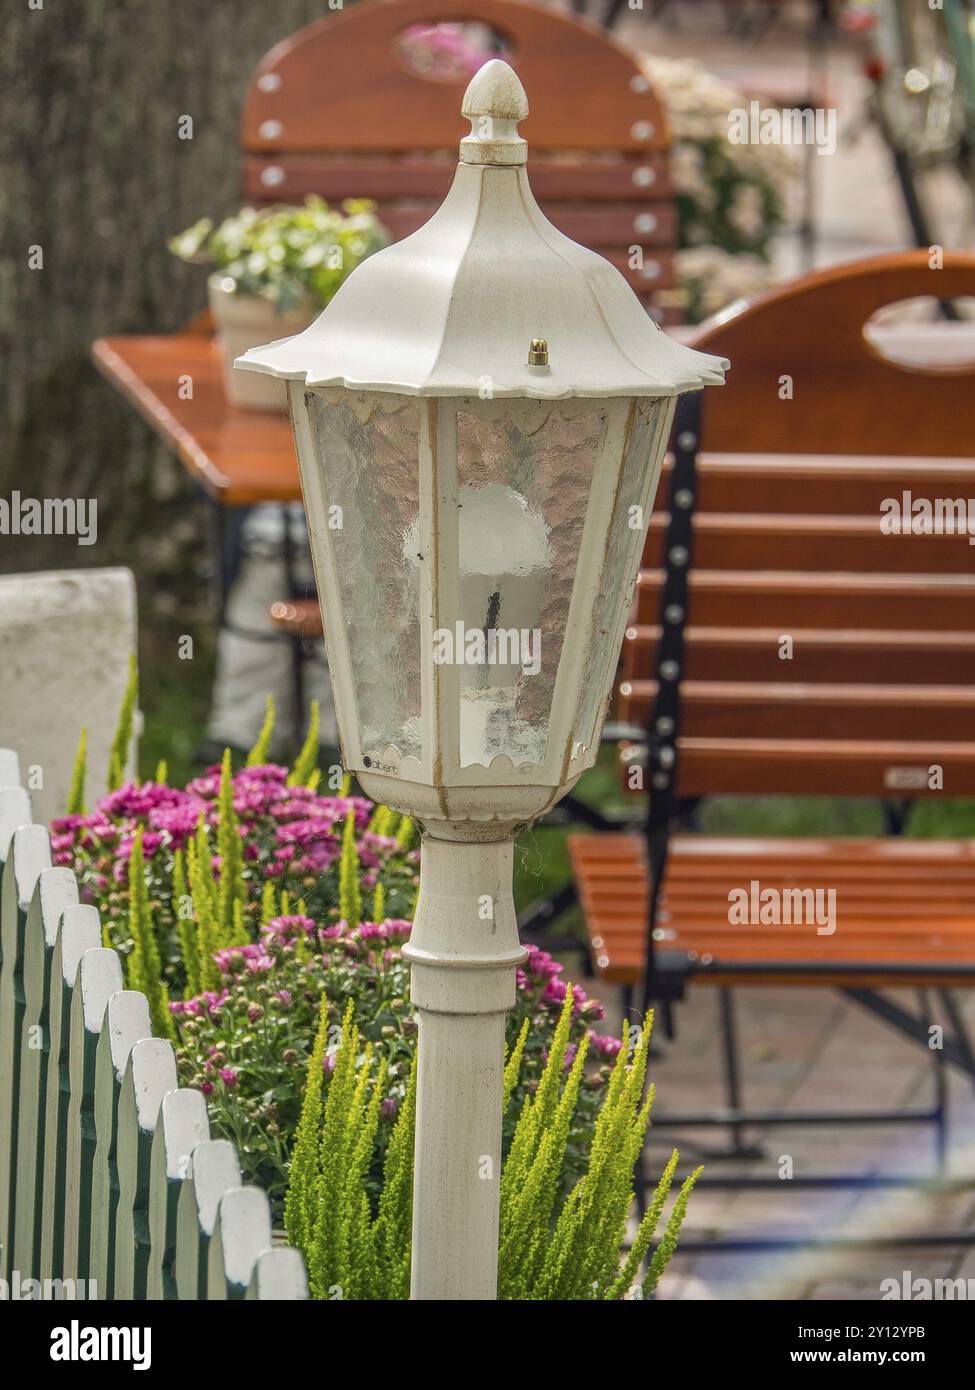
[{"left": 0, "top": 749, "right": 309, "bottom": 1300}]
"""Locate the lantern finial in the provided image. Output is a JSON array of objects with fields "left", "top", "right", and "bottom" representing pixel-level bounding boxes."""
[{"left": 460, "top": 59, "right": 528, "bottom": 166}]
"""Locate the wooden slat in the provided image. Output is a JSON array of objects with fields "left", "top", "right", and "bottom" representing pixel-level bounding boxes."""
[
  {"left": 371, "top": 202, "right": 676, "bottom": 248},
  {"left": 242, "top": 153, "right": 673, "bottom": 201},
  {"left": 113, "top": 1038, "right": 178, "bottom": 1299},
  {"left": 175, "top": 1139, "right": 241, "bottom": 1301},
  {"left": 62, "top": 947, "right": 123, "bottom": 1285},
  {"left": 616, "top": 679, "right": 975, "bottom": 741},
  {"left": 676, "top": 737, "right": 975, "bottom": 797},
  {"left": 0, "top": 822, "right": 50, "bottom": 1281},
  {"left": 13, "top": 867, "right": 79, "bottom": 1280},
  {"left": 147, "top": 1089, "right": 210, "bottom": 1300},
  {"left": 621, "top": 734, "right": 975, "bottom": 799},
  {"left": 620, "top": 625, "right": 975, "bottom": 685},
  {"left": 677, "top": 453, "right": 975, "bottom": 516},
  {"left": 632, "top": 569, "right": 975, "bottom": 629},
  {"left": 644, "top": 511, "right": 975, "bottom": 573},
  {"left": 246, "top": 1246, "right": 310, "bottom": 1301},
  {"left": 207, "top": 1187, "right": 273, "bottom": 1300},
  {"left": 39, "top": 904, "right": 101, "bottom": 1284},
  {"left": 89, "top": 989, "right": 152, "bottom": 1299}
]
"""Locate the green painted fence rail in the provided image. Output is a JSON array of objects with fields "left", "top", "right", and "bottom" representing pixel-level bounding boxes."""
[{"left": 0, "top": 749, "right": 308, "bottom": 1301}]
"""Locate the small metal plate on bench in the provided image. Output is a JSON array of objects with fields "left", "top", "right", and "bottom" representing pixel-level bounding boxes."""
[{"left": 884, "top": 766, "right": 930, "bottom": 790}]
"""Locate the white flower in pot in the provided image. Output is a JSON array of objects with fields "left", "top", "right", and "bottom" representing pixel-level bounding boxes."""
[{"left": 170, "top": 197, "right": 388, "bottom": 412}]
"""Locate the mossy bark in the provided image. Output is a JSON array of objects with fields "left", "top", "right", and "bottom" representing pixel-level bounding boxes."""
[{"left": 0, "top": 1, "right": 337, "bottom": 612}]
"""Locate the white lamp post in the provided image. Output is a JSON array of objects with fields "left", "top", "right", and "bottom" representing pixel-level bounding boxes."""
[{"left": 238, "top": 59, "right": 727, "bottom": 1301}]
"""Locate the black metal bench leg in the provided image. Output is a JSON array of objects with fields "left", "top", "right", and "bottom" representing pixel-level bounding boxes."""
[
  {"left": 919, "top": 990, "right": 948, "bottom": 1176},
  {"left": 938, "top": 988, "right": 975, "bottom": 1100},
  {"left": 720, "top": 988, "right": 745, "bottom": 1153}
]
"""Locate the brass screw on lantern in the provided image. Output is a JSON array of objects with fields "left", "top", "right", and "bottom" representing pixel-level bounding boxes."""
[{"left": 527, "top": 337, "right": 549, "bottom": 366}]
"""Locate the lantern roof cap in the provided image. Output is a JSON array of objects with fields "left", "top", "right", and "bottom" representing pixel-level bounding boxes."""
[{"left": 236, "top": 60, "right": 728, "bottom": 400}]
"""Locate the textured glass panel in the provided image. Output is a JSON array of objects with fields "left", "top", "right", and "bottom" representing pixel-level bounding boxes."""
[
  {"left": 308, "top": 391, "right": 421, "bottom": 758},
  {"left": 453, "top": 401, "right": 608, "bottom": 768},
  {"left": 574, "top": 398, "right": 662, "bottom": 754}
]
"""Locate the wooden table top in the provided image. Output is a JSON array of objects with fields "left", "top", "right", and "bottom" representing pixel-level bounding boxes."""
[
  {"left": 93, "top": 322, "right": 975, "bottom": 509},
  {"left": 92, "top": 334, "right": 300, "bottom": 506}
]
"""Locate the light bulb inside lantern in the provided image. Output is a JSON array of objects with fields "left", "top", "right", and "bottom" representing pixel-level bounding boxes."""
[
  {"left": 404, "top": 479, "right": 552, "bottom": 768},
  {"left": 455, "top": 481, "right": 551, "bottom": 767}
]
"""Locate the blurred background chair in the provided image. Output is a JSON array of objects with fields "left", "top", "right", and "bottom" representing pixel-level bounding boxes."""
[{"left": 569, "top": 250, "right": 975, "bottom": 1232}]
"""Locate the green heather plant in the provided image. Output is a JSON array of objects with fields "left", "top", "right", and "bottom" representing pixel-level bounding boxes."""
[
  {"left": 55, "top": 678, "right": 699, "bottom": 1294},
  {"left": 54, "top": 693, "right": 620, "bottom": 1211},
  {"left": 287, "top": 992, "right": 699, "bottom": 1300},
  {"left": 169, "top": 197, "right": 388, "bottom": 315}
]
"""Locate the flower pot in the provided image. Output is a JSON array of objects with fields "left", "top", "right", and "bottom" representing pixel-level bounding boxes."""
[{"left": 208, "top": 275, "right": 315, "bottom": 412}]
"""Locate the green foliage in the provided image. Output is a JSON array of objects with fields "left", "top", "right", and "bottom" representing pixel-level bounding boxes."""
[
  {"left": 288, "top": 700, "right": 320, "bottom": 787},
  {"left": 172, "top": 849, "right": 200, "bottom": 999},
  {"left": 286, "top": 1005, "right": 415, "bottom": 1300},
  {"left": 216, "top": 749, "right": 248, "bottom": 946},
  {"left": 285, "top": 995, "right": 332, "bottom": 1256},
  {"left": 154, "top": 758, "right": 168, "bottom": 785},
  {"left": 107, "top": 655, "right": 138, "bottom": 793},
  {"left": 66, "top": 727, "right": 87, "bottom": 816},
  {"left": 289, "top": 992, "right": 697, "bottom": 1300},
  {"left": 338, "top": 809, "right": 362, "bottom": 929},
  {"left": 169, "top": 197, "right": 389, "bottom": 315},
  {"left": 395, "top": 815, "right": 418, "bottom": 852},
  {"left": 125, "top": 828, "right": 175, "bottom": 1042},
  {"left": 246, "top": 696, "right": 275, "bottom": 768},
  {"left": 186, "top": 816, "right": 220, "bottom": 992}
]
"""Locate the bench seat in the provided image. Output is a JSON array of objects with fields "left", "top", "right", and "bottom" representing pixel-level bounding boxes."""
[{"left": 568, "top": 833, "right": 975, "bottom": 989}]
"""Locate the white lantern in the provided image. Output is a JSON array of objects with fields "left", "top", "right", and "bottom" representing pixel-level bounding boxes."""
[{"left": 238, "top": 60, "right": 727, "bottom": 1301}]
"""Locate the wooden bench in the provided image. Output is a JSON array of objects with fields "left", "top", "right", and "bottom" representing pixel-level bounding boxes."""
[{"left": 568, "top": 251, "right": 975, "bottom": 1198}]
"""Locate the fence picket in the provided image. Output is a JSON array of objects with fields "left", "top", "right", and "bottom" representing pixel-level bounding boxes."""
[
  {"left": 0, "top": 785, "right": 31, "bottom": 860},
  {"left": 0, "top": 752, "right": 310, "bottom": 1302},
  {"left": 62, "top": 947, "right": 123, "bottom": 1288},
  {"left": 39, "top": 904, "right": 102, "bottom": 1285},
  {"left": 147, "top": 1089, "right": 209, "bottom": 1300},
  {"left": 0, "top": 749, "right": 22, "bottom": 789},
  {"left": 175, "top": 1139, "right": 240, "bottom": 1300},
  {"left": 113, "top": 1038, "right": 177, "bottom": 1299},
  {"left": 246, "top": 1247, "right": 309, "bottom": 1301},
  {"left": 207, "top": 1187, "right": 273, "bottom": 1300},
  {"left": 14, "top": 866, "right": 79, "bottom": 1282},
  {"left": 89, "top": 990, "right": 152, "bottom": 1300},
  {"left": 0, "top": 822, "right": 50, "bottom": 1281}
]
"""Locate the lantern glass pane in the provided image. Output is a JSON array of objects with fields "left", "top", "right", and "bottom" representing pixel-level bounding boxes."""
[
  {"left": 573, "top": 398, "right": 663, "bottom": 754},
  {"left": 452, "top": 401, "right": 608, "bottom": 768},
  {"left": 309, "top": 391, "right": 422, "bottom": 759}
]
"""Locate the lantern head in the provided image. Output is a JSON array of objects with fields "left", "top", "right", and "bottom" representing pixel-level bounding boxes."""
[{"left": 237, "top": 60, "right": 727, "bottom": 826}]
